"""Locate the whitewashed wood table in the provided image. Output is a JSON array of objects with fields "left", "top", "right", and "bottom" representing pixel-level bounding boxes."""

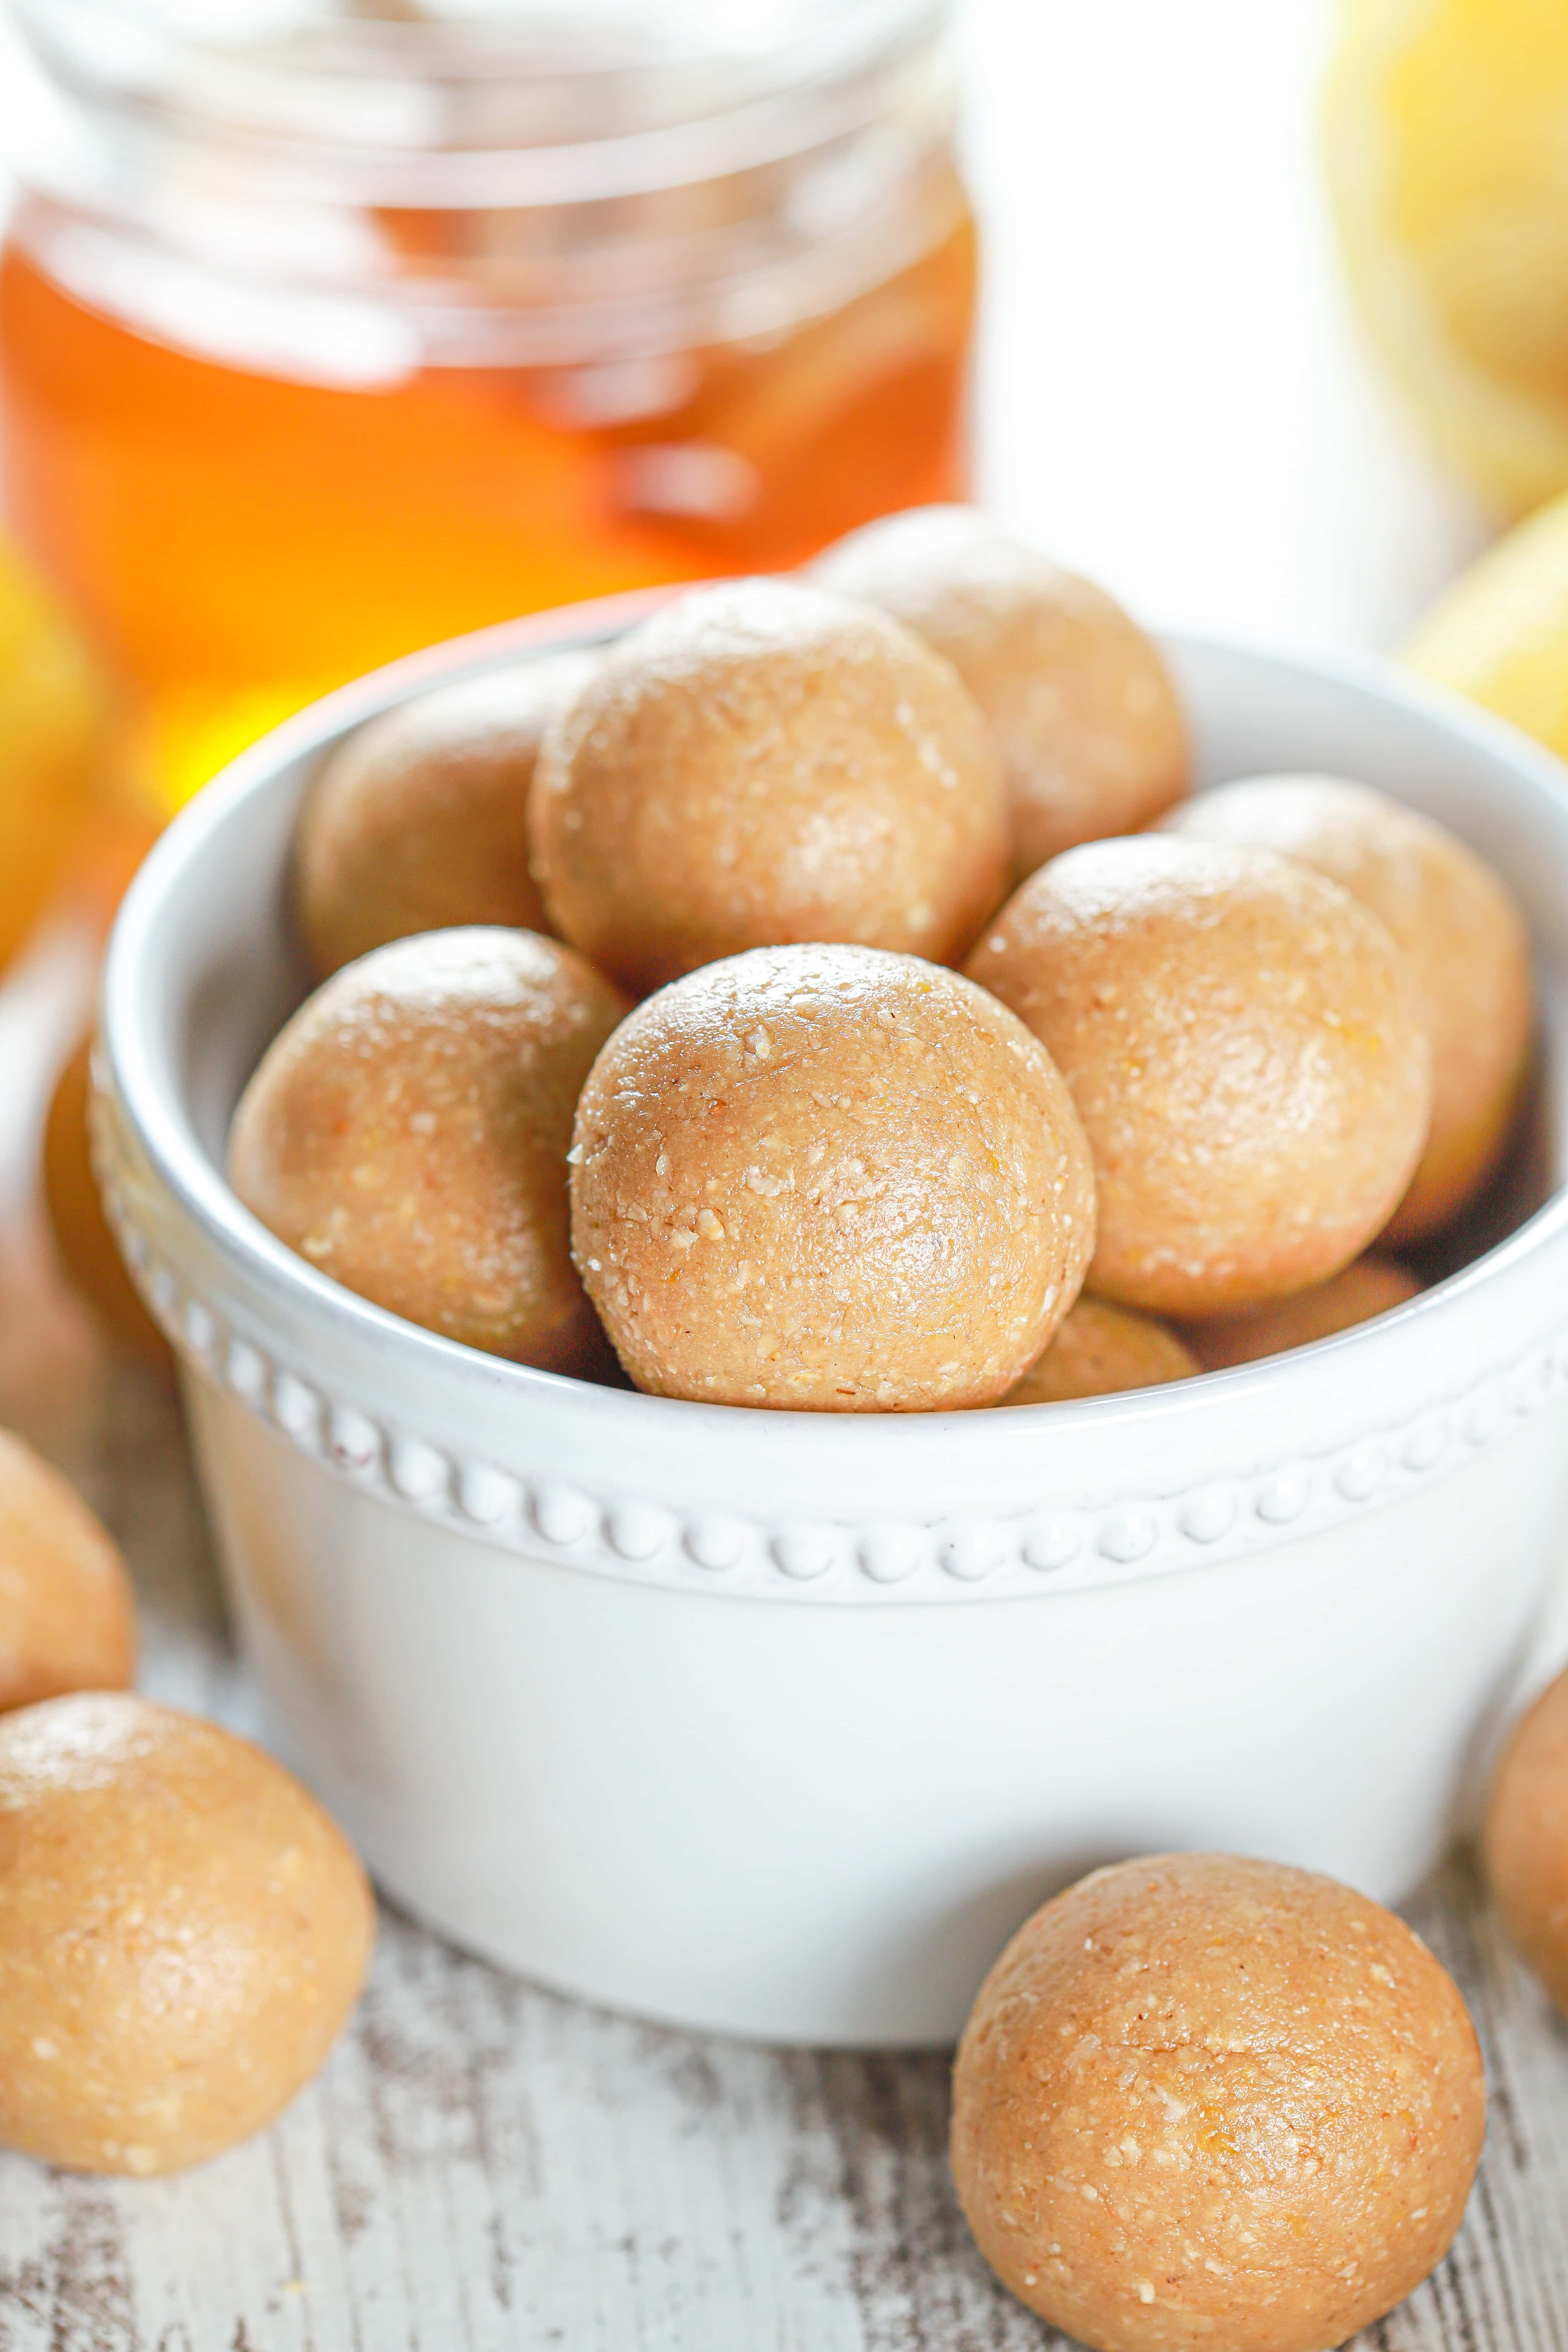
[{"left": 0, "top": 942, "right": 1565, "bottom": 2352}]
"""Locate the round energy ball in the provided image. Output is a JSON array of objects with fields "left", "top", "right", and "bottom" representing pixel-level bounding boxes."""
[
  {"left": 1485, "top": 1666, "right": 1568, "bottom": 2017},
  {"left": 1185, "top": 1254, "right": 1421, "bottom": 1372},
  {"left": 812, "top": 504, "right": 1188, "bottom": 880},
  {"left": 1001, "top": 1298, "right": 1196, "bottom": 1405},
  {"left": 530, "top": 579, "right": 1008, "bottom": 996},
  {"left": 0, "top": 1431, "right": 136, "bottom": 1715},
  {"left": 43, "top": 1034, "right": 173, "bottom": 1374},
  {"left": 952, "top": 1853, "right": 1486, "bottom": 2352},
  {"left": 1167, "top": 773, "right": 1533, "bottom": 1240},
  {"left": 570, "top": 943, "right": 1096, "bottom": 1410},
  {"left": 0, "top": 1692, "right": 374, "bottom": 2175},
  {"left": 966, "top": 836, "right": 1434, "bottom": 1316},
  {"left": 229, "top": 928, "right": 627, "bottom": 1370},
  {"left": 294, "top": 651, "right": 595, "bottom": 978}
]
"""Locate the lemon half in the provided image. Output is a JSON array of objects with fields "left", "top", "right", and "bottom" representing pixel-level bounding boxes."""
[{"left": 1326, "top": 0, "right": 1568, "bottom": 514}]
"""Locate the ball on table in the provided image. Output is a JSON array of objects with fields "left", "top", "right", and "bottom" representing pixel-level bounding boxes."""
[
  {"left": 1485, "top": 1665, "right": 1568, "bottom": 2017},
  {"left": 1166, "top": 773, "right": 1532, "bottom": 1240},
  {"left": 0, "top": 1430, "right": 136, "bottom": 1715},
  {"left": 530, "top": 579, "right": 1008, "bottom": 996},
  {"left": 569, "top": 943, "right": 1095, "bottom": 1410},
  {"left": 813, "top": 504, "right": 1188, "bottom": 881},
  {"left": 952, "top": 1853, "right": 1485, "bottom": 2352},
  {"left": 43, "top": 1034, "right": 173, "bottom": 1374},
  {"left": 229, "top": 927, "right": 626, "bottom": 1370},
  {"left": 0, "top": 1692, "right": 374, "bottom": 2175},
  {"left": 967, "top": 835, "right": 1433, "bottom": 1316}
]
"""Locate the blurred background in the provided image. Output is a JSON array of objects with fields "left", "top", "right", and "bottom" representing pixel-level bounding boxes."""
[{"left": 2, "top": 0, "right": 1568, "bottom": 1359}]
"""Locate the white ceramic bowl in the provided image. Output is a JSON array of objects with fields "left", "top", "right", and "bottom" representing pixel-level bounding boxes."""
[{"left": 97, "top": 596, "right": 1568, "bottom": 2048}]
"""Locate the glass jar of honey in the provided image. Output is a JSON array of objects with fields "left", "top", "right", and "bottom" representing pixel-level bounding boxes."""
[{"left": 0, "top": 0, "right": 976, "bottom": 811}]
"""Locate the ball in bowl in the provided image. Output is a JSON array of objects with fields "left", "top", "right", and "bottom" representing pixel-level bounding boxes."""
[
  {"left": 1184, "top": 1254, "right": 1421, "bottom": 1372},
  {"left": 569, "top": 943, "right": 1095, "bottom": 1410},
  {"left": 294, "top": 651, "right": 594, "bottom": 978},
  {"left": 813, "top": 504, "right": 1188, "bottom": 880},
  {"left": 0, "top": 1693, "right": 374, "bottom": 2175},
  {"left": 967, "top": 835, "right": 1434, "bottom": 1315},
  {"left": 229, "top": 927, "right": 626, "bottom": 1371},
  {"left": 530, "top": 578, "right": 1008, "bottom": 995},
  {"left": 951, "top": 1853, "right": 1485, "bottom": 2352},
  {"left": 1001, "top": 1298, "right": 1196, "bottom": 1404},
  {"left": 1166, "top": 772, "right": 1532, "bottom": 1240}
]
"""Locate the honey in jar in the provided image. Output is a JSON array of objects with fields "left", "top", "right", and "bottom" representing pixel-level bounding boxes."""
[{"left": 0, "top": 0, "right": 976, "bottom": 812}]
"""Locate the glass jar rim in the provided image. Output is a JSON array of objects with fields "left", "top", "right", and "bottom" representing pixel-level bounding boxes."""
[{"left": 11, "top": 0, "right": 951, "bottom": 207}]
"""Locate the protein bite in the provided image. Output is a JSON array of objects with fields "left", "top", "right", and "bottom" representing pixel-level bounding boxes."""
[
  {"left": 967, "top": 835, "right": 1433, "bottom": 1315},
  {"left": 229, "top": 927, "right": 626, "bottom": 1369},
  {"left": 1168, "top": 773, "right": 1533, "bottom": 1239},
  {"left": 570, "top": 943, "right": 1095, "bottom": 1410},
  {"left": 0, "top": 1431, "right": 136, "bottom": 1714},
  {"left": 813, "top": 504, "right": 1188, "bottom": 880},
  {"left": 294, "top": 651, "right": 595, "bottom": 978},
  {"left": 0, "top": 1693, "right": 374, "bottom": 2176},
  {"left": 1001, "top": 1298, "right": 1196, "bottom": 1404},
  {"left": 530, "top": 578, "right": 1008, "bottom": 996},
  {"left": 44, "top": 1034, "right": 173, "bottom": 1373},
  {"left": 1185, "top": 1254, "right": 1421, "bottom": 1371},
  {"left": 952, "top": 1853, "right": 1486, "bottom": 2352},
  {"left": 1485, "top": 1666, "right": 1568, "bottom": 2017}
]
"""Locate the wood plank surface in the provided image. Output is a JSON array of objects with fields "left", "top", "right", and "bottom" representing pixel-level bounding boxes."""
[{"left": 1, "top": 997, "right": 1566, "bottom": 2352}]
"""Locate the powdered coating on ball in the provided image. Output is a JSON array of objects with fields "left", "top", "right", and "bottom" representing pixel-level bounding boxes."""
[
  {"left": 0, "top": 1432, "right": 136, "bottom": 1715},
  {"left": 1001, "top": 1298, "right": 1196, "bottom": 1404},
  {"left": 229, "top": 927, "right": 627, "bottom": 1370},
  {"left": 569, "top": 943, "right": 1096, "bottom": 1410},
  {"left": 813, "top": 505, "right": 1188, "bottom": 880},
  {"left": 1185, "top": 1254, "right": 1421, "bottom": 1371},
  {"left": 530, "top": 579, "right": 1008, "bottom": 995},
  {"left": 966, "top": 836, "right": 1434, "bottom": 1315},
  {"left": 0, "top": 1693, "right": 374, "bottom": 2176},
  {"left": 952, "top": 1853, "right": 1486, "bottom": 2352},
  {"left": 294, "top": 652, "right": 595, "bottom": 978},
  {"left": 1485, "top": 1667, "right": 1568, "bottom": 2018},
  {"left": 1167, "top": 773, "right": 1533, "bottom": 1240}
]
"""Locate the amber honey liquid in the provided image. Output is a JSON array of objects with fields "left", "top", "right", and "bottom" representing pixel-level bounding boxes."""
[{"left": 0, "top": 216, "right": 975, "bottom": 811}]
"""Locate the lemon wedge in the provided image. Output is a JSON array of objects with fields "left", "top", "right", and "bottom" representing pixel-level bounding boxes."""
[
  {"left": 1403, "top": 485, "right": 1568, "bottom": 755},
  {"left": 0, "top": 536, "right": 107, "bottom": 972},
  {"left": 1326, "top": 0, "right": 1568, "bottom": 515}
]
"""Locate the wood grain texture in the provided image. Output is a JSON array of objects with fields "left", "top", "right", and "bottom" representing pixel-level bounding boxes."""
[{"left": 1, "top": 1044, "right": 1567, "bottom": 2352}]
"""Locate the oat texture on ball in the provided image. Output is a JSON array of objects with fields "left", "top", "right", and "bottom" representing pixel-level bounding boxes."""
[
  {"left": 0, "top": 1692, "right": 375, "bottom": 2176},
  {"left": 813, "top": 504, "right": 1188, "bottom": 880},
  {"left": 294, "top": 651, "right": 595, "bottom": 978},
  {"left": 569, "top": 943, "right": 1095, "bottom": 1410},
  {"left": 1001, "top": 1297, "right": 1196, "bottom": 1404},
  {"left": 229, "top": 927, "right": 626, "bottom": 1370},
  {"left": 967, "top": 835, "right": 1434, "bottom": 1316},
  {"left": 0, "top": 1431, "right": 136, "bottom": 1714},
  {"left": 530, "top": 579, "right": 1008, "bottom": 995},
  {"left": 1167, "top": 772, "right": 1533, "bottom": 1241},
  {"left": 951, "top": 1853, "right": 1486, "bottom": 2352},
  {"left": 1485, "top": 1666, "right": 1568, "bottom": 2018}
]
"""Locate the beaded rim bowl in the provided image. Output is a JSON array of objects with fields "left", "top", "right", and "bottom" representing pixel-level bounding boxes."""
[{"left": 97, "top": 595, "right": 1568, "bottom": 1612}]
